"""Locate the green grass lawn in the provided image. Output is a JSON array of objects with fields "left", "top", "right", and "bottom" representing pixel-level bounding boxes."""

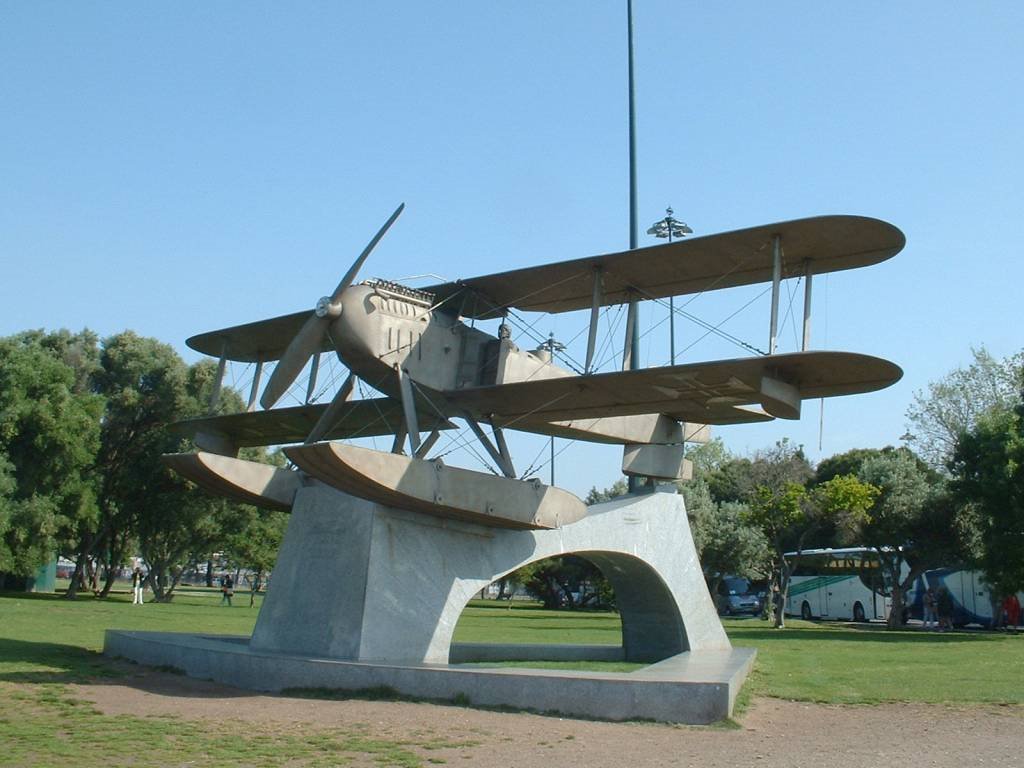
[{"left": 1, "top": 589, "right": 1023, "bottom": 765}]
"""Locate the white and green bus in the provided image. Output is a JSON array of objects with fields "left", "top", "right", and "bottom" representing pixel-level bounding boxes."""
[
  {"left": 785, "top": 548, "right": 1024, "bottom": 626},
  {"left": 785, "top": 547, "right": 893, "bottom": 622}
]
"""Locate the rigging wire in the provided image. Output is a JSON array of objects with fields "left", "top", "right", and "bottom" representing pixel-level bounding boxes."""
[
  {"left": 674, "top": 286, "right": 771, "bottom": 359},
  {"left": 780, "top": 275, "right": 802, "bottom": 351},
  {"left": 632, "top": 283, "right": 766, "bottom": 356}
]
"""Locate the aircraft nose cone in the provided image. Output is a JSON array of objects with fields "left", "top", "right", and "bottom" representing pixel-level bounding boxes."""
[{"left": 315, "top": 296, "right": 343, "bottom": 319}]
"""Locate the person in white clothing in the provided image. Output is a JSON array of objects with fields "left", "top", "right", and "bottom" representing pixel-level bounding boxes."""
[
  {"left": 922, "top": 586, "right": 937, "bottom": 630},
  {"left": 131, "top": 567, "right": 145, "bottom": 605}
]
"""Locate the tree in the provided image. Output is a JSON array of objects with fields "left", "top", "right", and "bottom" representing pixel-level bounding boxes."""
[
  {"left": 224, "top": 506, "right": 289, "bottom": 606},
  {"left": 585, "top": 479, "right": 628, "bottom": 504},
  {"left": 950, "top": 393, "right": 1024, "bottom": 615},
  {"left": 815, "top": 447, "right": 895, "bottom": 486},
  {"left": 221, "top": 450, "right": 290, "bottom": 606},
  {"left": 65, "top": 334, "right": 242, "bottom": 601},
  {"left": 686, "top": 438, "right": 731, "bottom": 479},
  {"left": 855, "top": 450, "right": 950, "bottom": 627},
  {"left": 523, "top": 478, "right": 629, "bottom": 608},
  {"left": 0, "top": 333, "right": 102, "bottom": 580},
  {"left": 118, "top": 351, "right": 253, "bottom": 602},
  {"left": 65, "top": 332, "right": 193, "bottom": 597},
  {"left": 695, "top": 499, "right": 770, "bottom": 601},
  {"left": 513, "top": 555, "right": 613, "bottom": 610},
  {"left": 705, "top": 457, "right": 754, "bottom": 504},
  {"left": 744, "top": 479, "right": 808, "bottom": 628},
  {"left": 683, "top": 477, "right": 768, "bottom": 597},
  {"left": 741, "top": 441, "right": 876, "bottom": 627},
  {"left": 905, "top": 347, "right": 1024, "bottom": 472}
]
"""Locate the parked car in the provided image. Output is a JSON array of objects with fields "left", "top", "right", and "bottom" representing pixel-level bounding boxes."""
[{"left": 716, "top": 576, "right": 762, "bottom": 616}]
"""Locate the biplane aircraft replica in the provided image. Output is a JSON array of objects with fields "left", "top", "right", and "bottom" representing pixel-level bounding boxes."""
[{"left": 166, "top": 205, "right": 904, "bottom": 530}]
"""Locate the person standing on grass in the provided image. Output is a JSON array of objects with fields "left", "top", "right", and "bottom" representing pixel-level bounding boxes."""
[
  {"left": 936, "top": 586, "right": 954, "bottom": 631},
  {"left": 220, "top": 574, "right": 234, "bottom": 607},
  {"left": 131, "top": 567, "right": 145, "bottom": 605},
  {"left": 922, "top": 586, "right": 937, "bottom": 630},
  {"left": 1002, "top": 593, "right": 1020, "bottom": 631}
]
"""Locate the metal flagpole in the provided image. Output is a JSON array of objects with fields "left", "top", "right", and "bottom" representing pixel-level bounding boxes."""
[{"left": 626, "top": 0, "right": 640, "bottom": 493}]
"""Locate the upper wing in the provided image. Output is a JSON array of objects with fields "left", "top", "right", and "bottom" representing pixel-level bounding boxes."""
[
  {"left": 423, "top": 215, "right": 904, "bottom": 319},
  {"left": 446, "top": 351, "right": 902, "bottom": 425},
  {"left": 185, "top": 215, "right": 902, "bottom": 360},
  {"left": 171, "top": 399, "right": 455, "bottom": 448}
]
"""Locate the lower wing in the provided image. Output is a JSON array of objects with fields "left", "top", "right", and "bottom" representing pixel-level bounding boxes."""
[{"left": 445, "top": 350, "right": 901, "bottom": 425}]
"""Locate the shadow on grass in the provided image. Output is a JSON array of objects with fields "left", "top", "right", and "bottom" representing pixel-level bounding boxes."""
[
  {"left": 0, "top": 636, "right": 263, "bottom": 702},
  {"left": 465, "top": 601, "right": 619, "bottom": 617},
  {"left": 0, "top": 637, "right": 118, "bottom": 684},
  {"left": 728, "top": 625, "right": 1002, "bottom": 644},
  {"left": 0, "top": 589, "right": 87, "bottom": 601},
  {"left": 464, "top": 612, "right": 622, "bottom": 625}
]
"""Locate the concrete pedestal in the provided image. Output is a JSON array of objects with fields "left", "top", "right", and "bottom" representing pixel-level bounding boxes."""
[
  {"left": 105, "top": 485, "right": 755, "bottom": 723},
  {"left": 251, "top": 485, "right": 727, "bottom": 663}
]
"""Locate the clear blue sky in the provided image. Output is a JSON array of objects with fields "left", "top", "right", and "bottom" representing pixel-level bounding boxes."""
[{"left": 2, "top": 3, "right": 1021, "bottom": 495}]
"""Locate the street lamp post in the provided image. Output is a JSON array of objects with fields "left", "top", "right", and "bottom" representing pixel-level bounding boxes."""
[{"left": 647, "top": 207, "right": 692, "bottom": 365}]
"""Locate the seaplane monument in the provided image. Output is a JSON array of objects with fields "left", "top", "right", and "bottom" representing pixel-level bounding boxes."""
[{"left": 104, "top": 205, "right": 904, "bottom": 723}]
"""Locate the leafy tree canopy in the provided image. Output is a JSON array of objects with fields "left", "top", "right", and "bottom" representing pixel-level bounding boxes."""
[
  {"left": 950, "top": 396, "right": 1024, "bottom": 595},
  {"left": 0, "top": 332, "right": 103, "bottom": 575},
  {"left": 585, "top": 478, "right": 628, "bottom": 505},
  {"left": 905, "top": 347, "right": 1023, "bottom": 472}
]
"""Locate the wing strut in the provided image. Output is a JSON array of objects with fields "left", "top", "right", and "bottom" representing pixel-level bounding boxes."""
[
  {"left": 802, "top": 259, "right": 813, "bottom": 351},
  {"left": 622, "top": 293, "right": 638, "bottom": 370},
  {"left": 769, "top": 234, "right": 782, "bottom": 354},
  {"left": 397, "top": 366, "right": 421, "bottom": 455},
  {"left": 209, "top": 341, "right": 228, "bottom": 413},
  {"left": 414, "top": 429, "right": 443, "bottom": 459},
  {"left": 490, "top": 421, "right": 515, "bottom": 477},
  {"left": 461, "top": 412, "right": 516, "bottom": 479},
  {"left": 305, "top": 373, "right": 356, "bottom": 444},
  {"left": 247, "top": 361, "right": 264, "bottom": 412},
  {"left": 585, "top": 267, "right": 603, "bottom": 373},
  {"left": 391, "top": 422, "right": 408, "bottom": 454},
  {"left": 305, "top": 353, "right": 321, "bottom": 404}
]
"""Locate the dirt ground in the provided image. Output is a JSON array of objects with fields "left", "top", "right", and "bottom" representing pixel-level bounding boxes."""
[{"left": 74, "top": 668, "right": 1024, "bottom": 767}]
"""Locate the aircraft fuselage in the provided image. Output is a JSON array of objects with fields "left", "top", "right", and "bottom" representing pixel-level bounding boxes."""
[{"left": 331, "top": 281, "right": 570, "bottom": 407}]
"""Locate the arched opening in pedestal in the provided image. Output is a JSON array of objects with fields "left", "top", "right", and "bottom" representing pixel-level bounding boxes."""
[{"left": 449, "top": 550, "right": 687, "bottom": 666}]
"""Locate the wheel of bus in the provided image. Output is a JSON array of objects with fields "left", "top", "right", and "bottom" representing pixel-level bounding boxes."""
[
  {"left": 801, "top": 601, "right": 812, "bottom": 621},
  {"left": 853, "top": 602, "right": 867, "bottom": 623}
]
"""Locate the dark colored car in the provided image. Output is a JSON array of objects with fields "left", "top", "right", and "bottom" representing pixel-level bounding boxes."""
[{"left": 716, "top": 576, "right": 762, "bottom": 616}]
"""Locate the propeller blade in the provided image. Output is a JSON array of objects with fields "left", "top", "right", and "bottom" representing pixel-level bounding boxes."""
[
  {"left": 330, "top": 202, "right": 405, "bottom": 302},
  {"left": 261, "top": 204, "right": 404, "bottom": 411},
  {"left": 305, "top": 373, "right": 356, "bottom": 444},
  {"left": 260, "top": 313, "right": 330, "bottom": 409}
]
